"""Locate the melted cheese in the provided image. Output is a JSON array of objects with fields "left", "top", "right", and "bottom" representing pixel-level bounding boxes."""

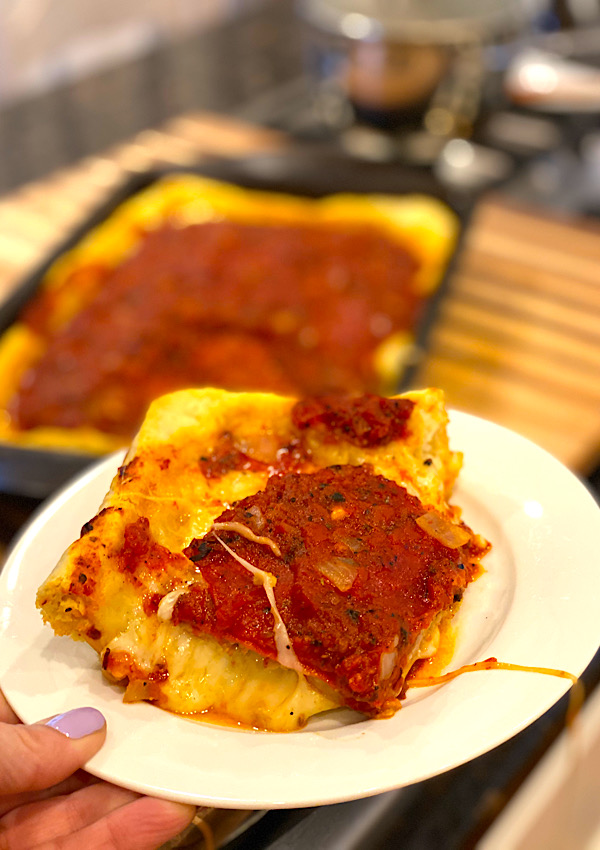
[
  {"left": 104, "top": 618, "right": 339, "bottom": 731},
  {"left": 157, "top": 584, "right": 192, "bottom": 621},
  {"left": 212, "top": 533, "right": 304, "bottom": 675},
  {"left": 211, "top": 522, "right": 282, "bottom": 557}
]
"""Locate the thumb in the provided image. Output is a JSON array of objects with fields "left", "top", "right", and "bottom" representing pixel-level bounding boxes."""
[{"left": 0, "top": 706, "right": 106, "bottom": 795}]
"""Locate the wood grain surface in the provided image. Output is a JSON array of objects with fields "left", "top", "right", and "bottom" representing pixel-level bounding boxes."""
[
  {"left": 414, "top": 197, "right": 600, "bottom": 473},
  {"left": 0, "top": 111, "right": 598, "bottom": 475}
]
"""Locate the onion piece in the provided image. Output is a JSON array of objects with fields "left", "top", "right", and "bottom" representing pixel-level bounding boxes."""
[
  {"left": 416, "top": 511, "right": 471, "bottom": 549},
  {"left": 338, "top": 535, "right": 363, "bottom": 553},
  {"left": 379, "top": 635, "right": 399, "bottom": 682},
  {"left": 379, "top": 649, "right": 398, "bottom": 681},
  {"left": 246, "top": 505, "right": 265, "bottom": 531},
  {"left": 123, "top": 679, "right": 162, "bottom": 703},
  {"left": 317, "top": 557, "right": 358, "bottom": 592}
]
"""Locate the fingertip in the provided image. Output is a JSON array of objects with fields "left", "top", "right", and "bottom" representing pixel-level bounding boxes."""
[
  {"left": 152, "top": 798, "right": 197, "bottom": 830},
  {"left": 106, "top": 796, "right": 197, "bottom": 849},
  {"left": 43, "top": 706, "right": 106, "bottom": 739},
  {"left": 0, "top": 710, "right": 107, "bottom": 795},
  {"left": 156, "top": 800, "right": 198, "bottom": 848}
]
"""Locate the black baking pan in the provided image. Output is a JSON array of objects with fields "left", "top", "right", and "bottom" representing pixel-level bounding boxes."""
[{"left": 0, "top": 148, "right": 472, "bottom": 498}]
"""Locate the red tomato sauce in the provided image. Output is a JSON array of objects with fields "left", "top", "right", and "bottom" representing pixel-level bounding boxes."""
[
  {"left": 291, "top": 393, "right": 415, "bottom": 447},
  {"left": 198, "top": 432, "right": 272, "bottom": 480},
  {"left": 117, "top": 516, "right": 188, "bottom": 583},
  {"left": 176, "top": 464, "right": 481, "bottom": 716},
  {"left": 10, "top": 221, "right": 420, "bottom": 438},
  {"left": 195, "top": 394, "right": 416, "bottom": 483}
]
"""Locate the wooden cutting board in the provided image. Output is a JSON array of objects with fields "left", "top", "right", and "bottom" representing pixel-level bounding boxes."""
[
  {"left": 0, "top": 111, "right": 598, "bottom": 475},
  {"left": 414, "top": 197, "right": 600, "bottom": 473}
]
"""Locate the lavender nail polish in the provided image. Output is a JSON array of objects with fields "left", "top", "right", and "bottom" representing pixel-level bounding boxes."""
[{"left": 45, "top": 706, "right": 106, "bottom": 738}]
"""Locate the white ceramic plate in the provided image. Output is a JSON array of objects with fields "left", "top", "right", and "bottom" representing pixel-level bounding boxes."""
[{"left": 1, "top": 411, "right": 599, "bottom": 810}]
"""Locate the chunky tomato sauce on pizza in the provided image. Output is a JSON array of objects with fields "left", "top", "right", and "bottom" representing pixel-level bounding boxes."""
[
  {"left": 292, "top": 393, "right": 415, "bottom": 447},
  {"left": 178, "top": 465, "right": 480, "bottom": 715},
  {"left": 10, "top": 221, "right": 420, "bottom": 438},
  {"left": 92, "top": 393, "right": 483, "bottom": 718}
]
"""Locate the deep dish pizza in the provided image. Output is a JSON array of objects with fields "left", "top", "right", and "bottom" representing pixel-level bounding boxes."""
[
  {"left": 37, "top": 387, "right": 489, "bottom": 732},
  {"left": 0, "top": 175, "right": 457, "bottom": 454}
]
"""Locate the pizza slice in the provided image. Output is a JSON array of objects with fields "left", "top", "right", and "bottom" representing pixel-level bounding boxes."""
[{"left": 37, "top": 387, "right": 489, "bottom": 731}]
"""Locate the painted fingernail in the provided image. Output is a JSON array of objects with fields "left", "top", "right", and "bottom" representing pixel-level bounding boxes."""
[{"left": 45, "top": 706, "right": 106, "bottom": 738}]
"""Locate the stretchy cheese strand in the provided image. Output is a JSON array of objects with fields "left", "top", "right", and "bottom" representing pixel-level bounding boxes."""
[{"left": 409, "top": 658, "right": 583, "bottom": 726}]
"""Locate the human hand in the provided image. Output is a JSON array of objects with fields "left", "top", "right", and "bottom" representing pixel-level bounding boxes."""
[{"left": 0, "top": 690, "right": 195, "bottom": 850}]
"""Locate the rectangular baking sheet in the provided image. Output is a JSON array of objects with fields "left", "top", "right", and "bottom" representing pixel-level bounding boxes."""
[{"left": 0, "top": 151, "right": 470, "bottom": 498}]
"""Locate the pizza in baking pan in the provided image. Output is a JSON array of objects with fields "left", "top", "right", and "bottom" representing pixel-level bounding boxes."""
[{"left": 0, "top": 174, "right": 457, "bottom": 454}]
